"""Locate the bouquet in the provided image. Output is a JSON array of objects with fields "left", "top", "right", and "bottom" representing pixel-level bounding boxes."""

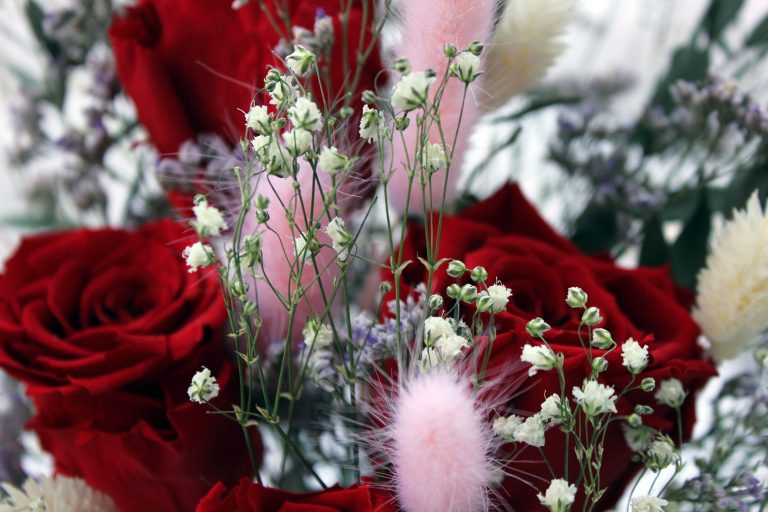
[{"left": 0, "top": 0, "right": 767, "bottom": 511}]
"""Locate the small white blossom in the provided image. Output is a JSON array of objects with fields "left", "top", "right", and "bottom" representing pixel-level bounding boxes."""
[
  {"left": 538, "top": 479, "right": 577, "bottom": 512},
  {"left": 540, "top": 394, "right": 565, "bottom": 424},
  {"left": 572, "top": 380, "right": 617, "bottom": 416},
  {"left": 0, "top": 476, "right": 118, "bottom": 512},
  {"left": 565, "top": 286, "right": 587, "bottom": 308},
  {"left": 359, "top": 105, "right": 387, "bottom": 143},
  {"left": 493, "top": 415, "right": 523, "bottom": 438},
  {"left": 621, "top": 338, "right": 649, "bottom": 375},
  {"left": 286, "top": 44, "right": 315, "bottom": 76},
  {"left": 631, "top": 496, "right": 668, "bottom": 512},
  {"left": 294, "top": 235, "right": 309, "bottom": 260},
  {"left": 655, "top": 378, "right": 686, "bottom": 408},
  {"left": 288, "top": 97, "right": 323, "bottom": 132},
  {"left": 187, "top": 367, "right": 220, "bottom": 403},
  {"left": 521, "top": 344, "right": 557, "bottom": 376},
  {"left": 245, "top": 104, "right": 270, "bottom": 134},
  {"left": 283, "top": 128, "right": 313, "bottom": 156},
  {"left": 303, "top": 319, "right": 333, "bottom": 350},
  {"left": 513, "top": 413, "right": 547, "bottom": 447},
  {"left": 251, "top": 134, "right": 271, "bottom": 154},
  {"left": 391, "top": 71, "right": 433, "bottom": 111},
  {"left": 421, "top": 142, "right": 447, "bottom": 172},
  {"left": 424, "top": 316, "right": 454, "bottom": 342},
  {"left": 434, "top": 333, "right": 469, "bottom": 359},
  {"left": 183, "top": 242, "right": 214, "bottom": 272},
  {"left": 317, "top": 146, "right": 353, "bottom": 175},
  {"left": 267, "top": 73, "right": 296, "bottom": 106},
  {"left": 486, "top": 284, "right": 512, "bottom": 312},
  {"left": 646, "top": 435, "right": 677, "bottom": 471},
  {"left": 622, "top": 424, "right": 654, "bottom": 452},
  {"left": 191, "top": 200, "right": 226, "bottom": 237},
  {"left": 451, "top": 51, "right": 482, "bottom": 83},
  {"left": 324, "top": 217, "right": 352, "bottom": 262}
]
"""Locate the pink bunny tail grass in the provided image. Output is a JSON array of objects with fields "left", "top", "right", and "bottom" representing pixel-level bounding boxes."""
[
  {"left": 386, "top": 0, "right": 496, "bottom": 214},
  {"left": 240, "top": 160, "right": 338, "bottom": 348}
]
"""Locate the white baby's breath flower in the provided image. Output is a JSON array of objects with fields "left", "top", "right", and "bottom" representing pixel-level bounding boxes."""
[
  {"left": 540, "top": 394, "right": 565, "bottom": 424},
  {"left": 486, "top": 284, "right": 512, "bottom": 312},
  {"left": 286, "top": 44, "right": 315, "bottom": 76},
  {"left": 572, "top": 380, "right": 617, "bottom": 416},
  {"left": 282, "top": 128, "right": 313, "bottom": 156},
  {"left": 267, "top": 72, "right": 296, "bottom": 106},
  {"left": 288, "top": 97, "right": 322, "bottom": 132},
  {"left": 391, "top": 71, "right": 433, "bottom": 111},
  {"left": 621, "top": 338, "right": 649, "bottom": 375},
  {"left": 251, "top": 134, "right": 271, "bottom": 154},
  {"left": 420, "top": 142, "right": 447, "bottom": 173},
  {"left": 646, "top": 435, "right": 677, "bottom": 471},
  {"left": 303, "top": 318, "right": 333, "bottom": 350},
  {"left": 324, "top": 217, "right": 352, "bottom": 262},
  {"left": 183, "top": 242, "right": 215, "bottom": 272},
  {"left": 187, "top": 367, "right": 220, "bottom": 403},
  {"left": 424, "top": 316, "right": 454, "bottom": 343},
  {"left": 492, "top": 415, "right": 523, "bottom": 439},
  {"left": 538, "top": 478, "right": 577, "bottom": 512},
  {"left": 434, "top": 333, "right": 469, "bottom": 360},
  {"left": 513, "top": 413, "right": 547, "bottom": 447},
  {"left": 521, "top": 344, "right": 557, "bottom": 376},
  {"left": 694, "top": 191, "right": 768, "bottom": 361},
  {"left": 317, "top": 146, "right": 353, "bottom": 175},
  {"left": 294, "top": 235, "right": 309, "bottom": 260},
  {"left": 359, "top": 105, "right": 387, "bottom": 143},
  {"left": 191, "top": 199, "right": 226, "bottom": 237},
  {"left": 631, "top": 495, "right": 669, "bottom": 512},
  {"left": 0, "top": 475, "right": 119, "bottom": 512},
  {"left": 481, "top": 0, "right": 574, "bottom": 111},
  {"left": 623, "top": 424, "right": 653, "bottom": 452},
  {"left": 245, "top": 104, "right": 270, "bottom": 134},
  {"left": 655, "top": 378, "right": 686, "bottom": 408},
  {"left": 451, "top": 51, "right": 482, "bottom": 83}
]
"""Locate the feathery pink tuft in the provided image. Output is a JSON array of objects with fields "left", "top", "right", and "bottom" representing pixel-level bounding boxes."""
[
  {"left": 392, "top": 370, "right": 494, "bottom": 512},
  {"left": 387, "top": 0, "right": 496, "bottom": 214}
]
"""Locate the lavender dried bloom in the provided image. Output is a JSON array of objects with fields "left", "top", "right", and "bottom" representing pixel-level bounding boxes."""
[{"left": 0, "top": 372, "right": 30, "bottom": 485}]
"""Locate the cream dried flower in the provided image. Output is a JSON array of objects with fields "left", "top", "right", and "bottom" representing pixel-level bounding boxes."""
[
  {"left": 0, "top": 475, "right": 118, "bottom": 512},
  {"left": 694, "top": 191, "right": 768, "bottom": 362}
]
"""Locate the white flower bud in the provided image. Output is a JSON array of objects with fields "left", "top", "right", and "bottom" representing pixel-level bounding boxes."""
[
  {"left": 591, "top": 328, "right": 614, "bottom": 349},
  {"left": 476, "top": 295, "right": 495, "bottom": 313},
  {"left": 592, "top": 356, "right": 608, "bottom": 373},
  {"left": 303, "top": 317, "right": 334, "bottom": 349},
  {"left": 446, "top": 283, "right": 462, "bottom": 299},
  {"left": 451, "top": 51, "right": 482, "bottom": 83},
  {"left": 459, "top": 284, "right": 478, "bottom": 303},
  {"left": 521, "top": 344, "right": 557, "bottom": 376},
  {"left": 447, "top": 259, "right": 466, "bottom": 277},
  {"left": 582, "top": 306, "right": 603, "bottom": 326},
  {"left": 324, "top": 217, "right": 352, "bottom": 262},
  {"left": 286, "top": 44, "right": 315, "bottom": 76},
  {"left": 428, "top": 294, "right": 444, "bottom": 310},
  {"left": 655, "top": 378, "right": 686, "bottom": 408},
  {"left": 391, "top": 71, "right": 434, "bottom": 111},
  {"left": 538, "top": 479, "right": 577, "bottom": 512},
  {"left": 421, "top": 142, "right": 447, "bottom": 172},
  {"left": 317, "top": 146, "right": 353, "bottom": 175},
  {"left": 486, "top": 284, "right": 512, "bottom": 312},
  {"left": 469, "top": 266, "right": 487, "bottom": 283},
  {"left": 526, "top": 317, "right": 551, "bottom": 338},
  {"left": 359, "top": 105, "right": 388, "bottom": 143},
  {"left": 640, "top": 377, "right": 656, "bottom": 392},
  {"left": 646, "top": 435, "right": 678, "bottom": 471},
  {"left": 565, "top": 287, "right": 588, "bottom": 308}
]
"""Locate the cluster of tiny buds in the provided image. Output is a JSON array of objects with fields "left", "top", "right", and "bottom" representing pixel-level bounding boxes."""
[{"left": 443, "top": 260, "right": 512, "bottom": 313}]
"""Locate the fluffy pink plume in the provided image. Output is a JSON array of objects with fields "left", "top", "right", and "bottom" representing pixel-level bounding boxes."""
[
  {"left": 243, "top": 160, "right": 337, "bottom": 346},
  {"left": 392, "top": 370, "right": 495, "bottom": 512},
  {"left": 387, "top": 0, "right": 495, "bottom": 214}
]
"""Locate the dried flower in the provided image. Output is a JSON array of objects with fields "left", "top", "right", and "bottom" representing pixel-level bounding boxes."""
[
  {"left": 694, "top": 192, "right": 768, "bottom": 361},
  {"left": 187, "top": 367, "right": 220, "bottom": 403},
  {"left": 538, "top": 479, "right": 577, "bottom": 512}
]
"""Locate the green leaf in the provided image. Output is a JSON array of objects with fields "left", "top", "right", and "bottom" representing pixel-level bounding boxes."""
[
  {"left": 570, "top": 203, "right": 618, "bottom": 255},
  {"left": 24, "top": 0, "right": 61, "bottom": 58},
  {"left": 745, "top": 11, "right": 768, "bottom": 46},
  {"left": 702, "top": 0, "right": 745, "bottom": 42},
  {"left": 639, "top": 215, "right": 669, "bottom": 267},
  {"left": 651, "top": 46, "right": 710, "bottom": 111},
  {"left": 670, "top": 191, "right": 711, "bottom": 290}
]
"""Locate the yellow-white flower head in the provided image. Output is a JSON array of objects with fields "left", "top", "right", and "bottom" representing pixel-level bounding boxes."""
[{"left": 694, "top": 191, "right": 768, "bottom": 362}]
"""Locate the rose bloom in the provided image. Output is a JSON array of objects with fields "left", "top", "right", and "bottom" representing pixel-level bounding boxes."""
[
  {"left": 110, "top": 0, "right": 384, "bottom": 205},
  {"left": 384, "top": 184, "right": 716, "bottom": 510},
  {"left": 196, "top": 479, "right": 397, "bottom": 512},
  {"left": 0, "top": 220, "right": 256, "bottom": 512}
]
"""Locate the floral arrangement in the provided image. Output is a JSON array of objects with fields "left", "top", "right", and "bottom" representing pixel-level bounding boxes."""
[{"left": 0, "top": 1, "right": 767, "bottom": 511}]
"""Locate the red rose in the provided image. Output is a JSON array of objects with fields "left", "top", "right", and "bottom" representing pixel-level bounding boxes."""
[
  {"left": 196, "top": 478, "right": 397, "bottom": 512},
  {"left": 0, "top": 220, "right": 256, "bottom": 512},
  {"left": 385, "top": 184, "right": 716, "bottom": 510},
  {"left": 110, "top": 0, "right": 384, "bottom": 156}
]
